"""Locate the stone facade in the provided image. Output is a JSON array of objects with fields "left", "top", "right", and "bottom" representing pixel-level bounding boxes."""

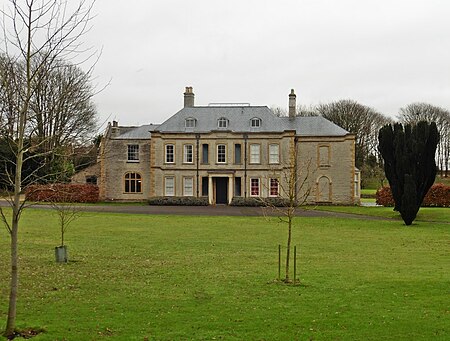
[
  {"left": 99, "top": 122, "right": 154, "bottom": 201},
  {"left": 71, "top": 162, "right": 100, "bottom": 185},
  {"left": 97, "top": 88, "right": 360, "bottom": 204}
]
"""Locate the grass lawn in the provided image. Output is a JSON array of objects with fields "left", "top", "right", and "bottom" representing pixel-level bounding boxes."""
[
  {"left": 311, "top": 204, "right": 450, "bottom": 224},
  {"left": 0, "top": 209, "right": 449, "bottom": 340},
  {"left": 361, "top": 188, "right": 377, "bottom": 196}
]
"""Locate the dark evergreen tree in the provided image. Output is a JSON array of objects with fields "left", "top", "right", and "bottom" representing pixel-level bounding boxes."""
[{"left": 378, "top": 121, "right": 439, "bottom": 225}]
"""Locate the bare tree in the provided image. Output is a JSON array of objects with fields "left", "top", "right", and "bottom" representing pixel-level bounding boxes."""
[
  {"left": 296, "top": 104, "right": 318, "bottom": 117},
  {"left": 315, "top": 100, "right": 391, "bottom": 168},
  {"left": 30, "top": 54, "right": 98, "bottom": 150},
  {"left": 270, "top": 105, "right": 318, "bottom": 117},
  {"left": 270, "top": 106, "right": 287, "bottom": 117},
  {"left": 48, "top": 189, "right": 83, "bottom": 263},
  {"left": 398, "top": 103, "right": 450, "bottom": 177},
  {"left": 271, "top": 100, "right": 392, "bottom": 173},
  {"left": 0, "top": 0, "right": 95, "bottom": 337},
  {"left": 261, "top": 140, "right": 314, "bottom": 284}
]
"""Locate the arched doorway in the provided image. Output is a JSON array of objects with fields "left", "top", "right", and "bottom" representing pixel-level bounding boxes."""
[{"left": 317, "top": 176, "right": 331, "bottom": 202}]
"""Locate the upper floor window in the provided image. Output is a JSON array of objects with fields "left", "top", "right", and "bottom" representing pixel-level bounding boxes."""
[
  {"left": 202, "top": 144, "right": 209, "bottom": 164},
  {"left": 319, "top": 145, "right": 330, "bottom": 167},
  {"left": 165, "top": 144, "right": 175, "bottom": 163},
  {"left": 217, "top": 144, "right": 226, "bottom": 163},
  {"left": 184, "top": 144, "right": 193, "bottom": 163},
  {"left": 234, "top": 144, "right": 242, "bottom": 164},
  {"left": 218, "top": 117, "right": 228, "bottom": 128},
  {"left": 269, "top": 144, "right": 279, "bottom": 164},
  {"left": 185, "top": 118, "right": 196, "bottom": 128},
  {"left": 250, "top": 144, "right": 260, "bottom": 164},
  {"left": 125, "top": 172, "right": 142, "bottom": 193},
  {"left": 127, "top": 144, "right": 139, "bottom": 162},
  {"left": 250, "top": 117, "right": 261, "bottom": 128}
]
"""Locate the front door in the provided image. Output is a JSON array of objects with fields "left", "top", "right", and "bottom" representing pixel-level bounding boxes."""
[{"left": 215, "top": 177, "right": 228, "bottom": 204}]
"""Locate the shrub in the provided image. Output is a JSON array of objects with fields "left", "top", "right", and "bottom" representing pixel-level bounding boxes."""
[
  {"left": 422, "top": 183, "right": 450, "bottom": 207},
  {"left": 148, "top": 196, "right": 209, "bottom": 206},
  {"left": 375, "top": 186, "right": 396, "bottom": 207},
  {"left": 230, "top": 197, "right": 291, "bottom": 207},
  {"left": 376, "top": 183, "right": 450, "bottom": 207},
  {"left": 25, "top": 184, "right": 99, "bottom": 203}
]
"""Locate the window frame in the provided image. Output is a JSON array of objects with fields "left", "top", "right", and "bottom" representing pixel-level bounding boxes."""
[
  {"left": 165, "top": 144, "right": 175, "bottom": 164},
  {"left": 124, "top": 172, "right": 142, "bottom": 193},
  {"left": 185, "top": 118, "right": 196, "bottom": 128},
  {"left": 183, "top": 177, "right": 194, "bottom": 196},
  {"left": 250, "top": 178, "right": 260, "bottom": 197},
  {"left": 269, "top": 144, "right": 280, "bottom": 164},
  {"left": 217, "top": 144, "right": 227, "bottom": 164},
  {"left": 127, "top": 144, "right": 139, "bottom": 162},
  {"left": 183, "top": 144, "right": 193, "bottom": 163},
  {"left": 202, "top": 143, "right": 209, "bottom": 164},
  {"left": 234, "top": 177, "right": 242, "bottom": 197},
  {"left": 201, "top": 176, "right": 209, "bottom": 196},
  {"left": 269, "top": 178, "right": 279, "bottom": 197},
  {"left": 217, "top": 117, "right": 228, "bottom": 129},
  {"left": 318, "top": 144, "right": 331, "bottom": 167},
  {"left": 249, "top": 144, "right": 261, "bottom": 164},
  {"left": 250, "top": 117, "right": 261, "bottom": 128},
  {"left": 234, "top": 143, "right": 242, "bottom": 164},
  {"left": 164, "top": 176, "right": 175, "bottom": 196}
]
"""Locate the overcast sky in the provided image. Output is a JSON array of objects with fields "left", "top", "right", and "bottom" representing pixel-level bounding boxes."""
[{"left": 83, "top": 0, "right": 450, "bottom": 127}]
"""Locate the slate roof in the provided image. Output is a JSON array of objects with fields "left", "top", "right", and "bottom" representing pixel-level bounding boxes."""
[
  {"left": 115, "top": 124, "right": 159, "bottom": 139},
  {"left": 155, "top": 106, "right": 349, "bottom": 136}
]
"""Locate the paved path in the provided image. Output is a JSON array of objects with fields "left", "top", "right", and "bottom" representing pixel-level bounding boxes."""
[{"left": 0, "top": 201, "right": 395, "bottom": 221}]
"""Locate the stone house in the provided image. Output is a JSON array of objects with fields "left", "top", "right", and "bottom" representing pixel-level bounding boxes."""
[{"left": 96, "top": 87, "right": 360, "bottom": 204}]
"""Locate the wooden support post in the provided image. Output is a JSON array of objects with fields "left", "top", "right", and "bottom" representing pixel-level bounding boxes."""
[
  {"left": 293, "top": 245, "right": 297, "bottom": 285},
  {"left": 278, "top": 244, "right": 281, "bottom": 281}
]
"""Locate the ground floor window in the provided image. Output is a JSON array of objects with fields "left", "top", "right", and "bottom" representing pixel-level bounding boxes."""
[
  {"left": 234, "top": 177, "right": 241, "bottom": 197},
  {"left": 269, "top": 178, "right": 279, "bottom": 197},
  {"left": 202, "top": 177, "right": 209, "bottom": 196},
  {"left": 125, "top": 172, "right": 142, "bottom": 193},
  {"left": 250, "top": 178, "right": 260, "bottom": 196},
  {"left": 184, "top": 177, "right": 194, "bottom": 196},
  {"left": 165, "top": 176, "right": 175, "bottom": 196}
]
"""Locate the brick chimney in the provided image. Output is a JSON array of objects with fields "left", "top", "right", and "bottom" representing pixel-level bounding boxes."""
[
  {"left": 288, "top": 89, "right": 296, "bottom": 118},
  {"left": 184, "top": 86, "right": 195, "bottom": 108},
  {"left": 111, "top": 120, "right": 119, "bottom": 137}
]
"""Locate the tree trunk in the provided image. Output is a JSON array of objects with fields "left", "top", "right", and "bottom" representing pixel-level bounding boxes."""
[
  {"left": 5, "top": 13, "right": 29, "bottom": 332},
  {"left": 5, "top": 124, "right": 25, "bottom": 337},
  {"left": 61, "top": 220, "right": 65, "bottom": 246},
  {"left": 5, "top": 215, "right": 19, "bottom": 337}
]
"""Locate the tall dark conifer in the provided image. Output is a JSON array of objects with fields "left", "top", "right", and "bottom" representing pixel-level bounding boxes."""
[{"left": 378, "top": 121, "right": 438, "bottom": 225}]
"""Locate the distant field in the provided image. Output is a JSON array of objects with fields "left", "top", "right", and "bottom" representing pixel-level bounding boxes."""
[{"left": 0, "top": 209, "right": 448, "bottom": 340}]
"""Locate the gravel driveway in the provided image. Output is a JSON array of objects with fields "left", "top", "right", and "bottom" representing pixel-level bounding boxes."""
[{"left": 0, "top": 201, "right": 394, "bottom": 220}]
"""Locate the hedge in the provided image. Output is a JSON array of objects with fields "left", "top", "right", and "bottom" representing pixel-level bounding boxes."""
[
  {"left": 25, "top": 184, "right": 99, "bottom": 203},
  {"left": 230, "top": 197, "right": 291, "bottom": 207},
  {"left": 148, "top": 196, "right": 292, "bottom": 207},
  {"left": 148, "top": 196, "right": 209, "bottom": 206},
  {"left": 376, "top": 183, "right": 450, "bottom": 207}
]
